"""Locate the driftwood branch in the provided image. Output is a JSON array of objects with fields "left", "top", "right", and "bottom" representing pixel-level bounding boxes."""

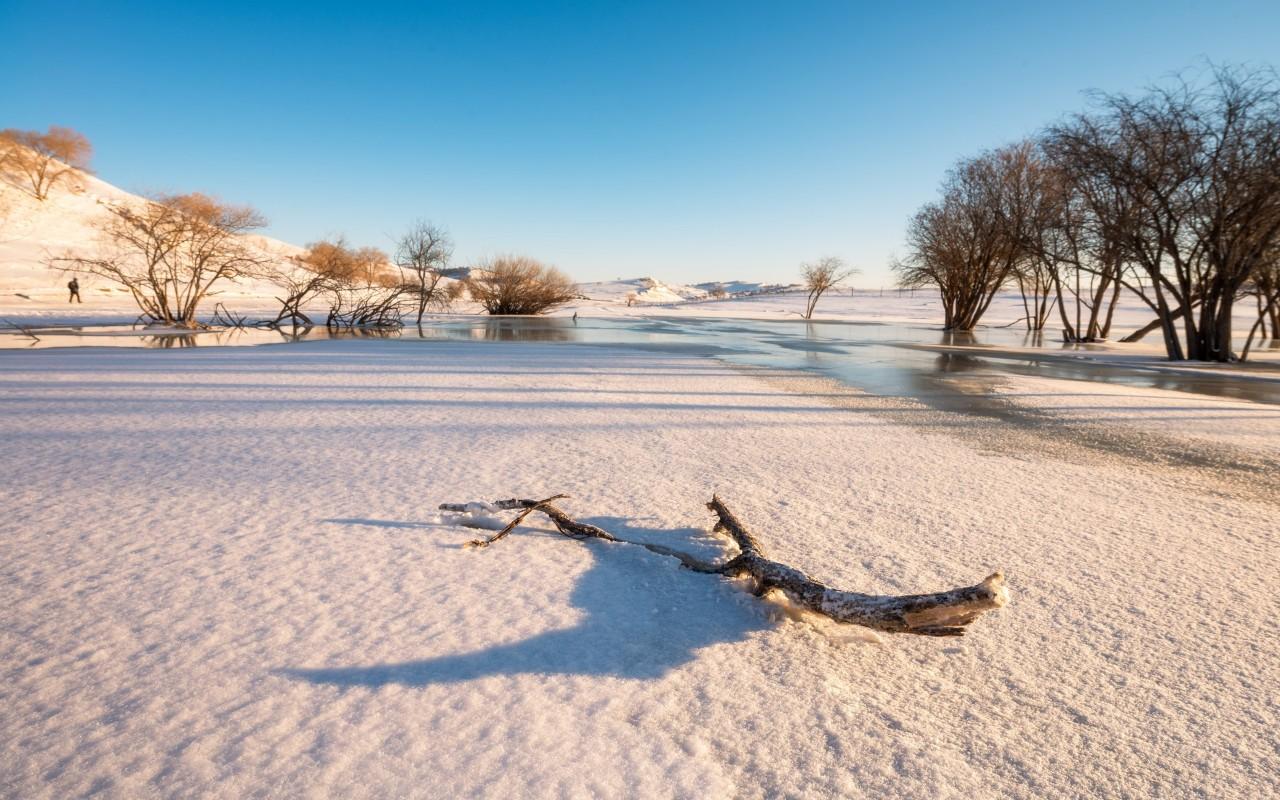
[{"left": 439, "top": 494, "right": 1008, "bottom": 637}]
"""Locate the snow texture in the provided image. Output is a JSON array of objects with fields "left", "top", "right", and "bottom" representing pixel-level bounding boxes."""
[{"left": 2, "top": 339, "right": 1278, "bottom": 798}]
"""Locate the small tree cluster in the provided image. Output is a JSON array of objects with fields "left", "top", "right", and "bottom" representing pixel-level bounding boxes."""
[
  {"left": 1, "top": 126, "right": 93, "bottom": 200},
  {"left": 288, "top": 237, "right": 406, "bottom": 329},
  {"left": 896, "top": 65, "right": 1280, "bottom": 361}
]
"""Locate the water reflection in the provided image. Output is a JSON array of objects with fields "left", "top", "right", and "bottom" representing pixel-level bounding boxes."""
[{"left": 142, "top": 334, "right": 200, "bottom": 348}]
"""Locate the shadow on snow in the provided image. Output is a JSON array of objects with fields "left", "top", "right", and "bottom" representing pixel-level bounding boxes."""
[{"left": 276, "top": 516, "right": 771, "bottom": 687}]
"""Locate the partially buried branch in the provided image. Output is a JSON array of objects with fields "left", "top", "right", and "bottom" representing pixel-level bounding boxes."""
[{"left": 439, "top": 494, "right": 1008, "bottom": 636}]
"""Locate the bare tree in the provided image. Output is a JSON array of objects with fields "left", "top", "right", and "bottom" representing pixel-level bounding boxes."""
[
  {"left": 467, "top": 256, "right": 577, "bottom": 315},
  {"left": 0, "top": 126, "right": 93, "bottom": 200},
  {"left": 1039, "top": 155, "right": 1131, "bottom": 342},
  {"left": 395, "top": 221, "right": 454, "bottom": 324},
  {"left": 800, "top": 257, "right": 856, "bottom": 319},
  {"left": 297, "top": 237, "right": 361, "bottom": 282},
  {"left": 894, "top": 145, "right": 1034, "bottom": 330},
  {"left": 51, "top": 193, "right": 269, "bottom": 326},
  {"left": 351, "top": 246, "right": 395, "bottom": 287}
]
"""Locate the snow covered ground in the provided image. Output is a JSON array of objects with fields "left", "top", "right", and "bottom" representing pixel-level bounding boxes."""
[{"left": 2, "top": 339, "right": 1278, "bottom": 798}]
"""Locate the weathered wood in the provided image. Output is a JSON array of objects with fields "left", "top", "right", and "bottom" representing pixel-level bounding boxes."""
[{"left": 440, "top": 495, "right": 1009, "bottom": 637}]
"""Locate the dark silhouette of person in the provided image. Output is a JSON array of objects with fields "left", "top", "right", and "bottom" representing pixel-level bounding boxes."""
[{"left": 68, "top": 278, "right": 82, "bottom": 303}]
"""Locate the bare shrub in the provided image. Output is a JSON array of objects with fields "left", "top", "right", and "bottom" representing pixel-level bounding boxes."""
[
  {"left": 325, "top": 284, "right": 410, "bottom": 329},
  {"left": 0, "top": 126, "right": 93, "bottom": 200},
  {"left": 466, "top": 256, "right": 577, "bottom": 315},
  {"left": 261, "top": 260, "right": 334, "bottom": 327}
]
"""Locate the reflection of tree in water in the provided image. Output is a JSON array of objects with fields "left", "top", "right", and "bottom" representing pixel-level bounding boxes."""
[
  {"left": 937, "top": 330, "right": 979, "bottom": 348},
  {"left": 932, "top": 352, "right": 986, "bottom": 374},
  {"left": 143, "top": 334, "right": 200, "bottom": 349},
  {"left": 333, "top": 326, "right": 400, "bottom": 341},
  {"left": 479, "top": 318, "right": 575, "bottom": 342}
]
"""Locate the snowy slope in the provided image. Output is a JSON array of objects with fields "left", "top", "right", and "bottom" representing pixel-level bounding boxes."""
[
  {"left": 0, "top": 162, "right": 303, "bottom": 319},
  {"left": 578, "top": 277, "right": 710, "bottom": 304}
]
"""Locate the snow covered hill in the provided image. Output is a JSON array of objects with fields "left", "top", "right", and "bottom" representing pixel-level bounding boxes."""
[
  {"left": 0, "top": 161, "right": 303, "bottom": 319},
  {"left": 577, "top": 277, "right": 801, "bottom": 306},
  {"left": 578, "top": 277, "right": 710, "bottom": 304}
]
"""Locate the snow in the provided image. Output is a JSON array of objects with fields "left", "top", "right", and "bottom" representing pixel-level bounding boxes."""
[
  {"left": 988, "top": 372, "right": 1280, "bottom": 453},
  {"left": 0, "top": 164, "right": 301, "bottom": 322},
  {"left": 2, "top": 339, "right": 1278, "bottom": 798}
]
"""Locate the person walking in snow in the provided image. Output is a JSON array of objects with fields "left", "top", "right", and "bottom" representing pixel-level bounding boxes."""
[{"left": 67, "top": 277, "right": 82, "bottom": 303}]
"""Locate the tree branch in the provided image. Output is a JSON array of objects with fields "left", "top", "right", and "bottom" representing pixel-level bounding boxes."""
[{"left": 439, "top": 495, "right": 1009, "bottom": 637}]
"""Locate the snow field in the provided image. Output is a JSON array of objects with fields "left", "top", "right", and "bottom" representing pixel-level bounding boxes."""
[{"left": 1, "top": 340, "right": 1277, "bottom": 798}]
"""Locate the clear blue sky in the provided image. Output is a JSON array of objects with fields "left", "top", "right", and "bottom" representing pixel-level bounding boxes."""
[{"left": 2, "top": 1, "right": 1277, "bottom": 285}]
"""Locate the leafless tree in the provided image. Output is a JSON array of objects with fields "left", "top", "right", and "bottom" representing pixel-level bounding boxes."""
[
  {"left": 466, "top": 256, "right": 577, "bottom": 315},
  {"left": 0, "top": 126, "right": 93, "bottom": 200},
  {"left": 894, "top": 145, "right": 1034, "bottom": 330},
  {"left": 50, "top": 193, "right": 269, "bottom": 326},
  {"left": 395, "top": 221, "right": 454, "bottom": 323},
  {"left": 355, "top": 246, "right": 396, "bottom": 286},
  {"left": 708, "top": 284, "right": 729, "bottom": 300},
  {"left": 988, "top": 141, "right": 1062, "bottom": 332},
  {"left": 800, "top": 257, "right": 856, "bottom": 319},
  {"left": 1045, "top": 66, "right": 1280, "bottom": 361}
]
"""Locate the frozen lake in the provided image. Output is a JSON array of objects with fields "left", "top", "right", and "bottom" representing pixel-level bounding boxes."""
[{"left": 5, "top": 315, "right": 1279, "bottom": 410}]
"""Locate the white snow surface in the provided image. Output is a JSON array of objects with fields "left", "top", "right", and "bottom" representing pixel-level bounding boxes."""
[{"left": 2, "top": 339, "right": 1278, "bottom": 798}]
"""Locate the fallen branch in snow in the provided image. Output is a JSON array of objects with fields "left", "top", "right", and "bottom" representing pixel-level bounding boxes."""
[{"left": 439, "top": 495, "right": 1008, "bottom": 636}]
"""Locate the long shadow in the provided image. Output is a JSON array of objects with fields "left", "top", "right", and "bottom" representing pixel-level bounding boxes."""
[{"left": 277, "top": 520, "right": 770, "bottom": 687}]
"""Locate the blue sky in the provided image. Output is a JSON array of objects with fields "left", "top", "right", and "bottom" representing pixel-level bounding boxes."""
[{"left": 2, "top": 1, "right": 1277, "bottom": 285}]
